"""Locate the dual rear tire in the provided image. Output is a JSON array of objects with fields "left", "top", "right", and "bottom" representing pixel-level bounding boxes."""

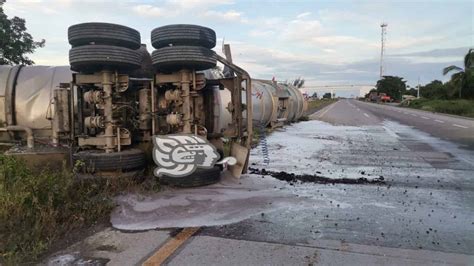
[
  {"left": 73, "top": 148, "right": 146, "bottom": 173},
  {"left": 68, "top": 23, "right": 218, "bottom": 74},
  {"left": 69, "top": 45, "right": 141, "bottom": 72},
  {"left": 150, "top": 24, "right": 217, "bottom": 72},
  {"left": 68, "top": 22, "right": 142, "bottom": 73}
]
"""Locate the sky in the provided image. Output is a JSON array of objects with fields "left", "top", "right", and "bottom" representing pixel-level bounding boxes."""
[{"left": 3, "top": 0, "right": 473, "bottom": 97}]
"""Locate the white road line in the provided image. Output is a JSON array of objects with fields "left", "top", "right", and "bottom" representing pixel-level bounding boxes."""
[
  {"left": 453, "top": 124, "right": 468, "bottom": 129},
  {"left": 364, "top": 113, "right": 370, "bottom": 118},
  {"left": 421, "top": 116, "right": 430, "bottom": 119},
  {"left": 318, "top": 102, "right": 337, "bottom": 118},
  {"left": 434, "top": 119, "right": 445, "bottom": 123},
  {"left": 410, "top": 114, "right": 418, "bottom": 117}
]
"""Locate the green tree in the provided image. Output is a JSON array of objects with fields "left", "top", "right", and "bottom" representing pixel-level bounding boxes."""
[
  {"left": 376, "top": 76, "right": 406, "bottom": 101},
  {"left": 322, "top": 92, "right": 332, "bottom": 99},
  {"left": 443, "top": 48, "right": 474, "bottom": 99},
  {"left": 405, "top": 86, "right": 418, "bottom": 97},
  {"left": 364, "top": 88, "right": 377, "bottom": 98},
  {"left": 292, "top": 77, "right": 305, "bottom": 88},
  {"left": 0, "top": 0, "right": 45, "bottom": 65},
  {"left": 419, "top": 80, "right": 448, "bottom": 99}
]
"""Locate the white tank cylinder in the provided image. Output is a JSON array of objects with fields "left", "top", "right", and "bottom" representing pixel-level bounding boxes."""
[
  {"left": 250, "top": 80, "right": 277, "bottom": 127},
  {"left": 279, "top": 83, "right": 307, "bottom": 122},
  {"left": 289, "top": 85, "right": 305, "bottom": 121},
  {"left": 1, "top": 65, "right": 308, "bottom": 143},
  {"left": 0, "top": 65, "right": 73, "bottom": 139},
  {"left": 279, "top": 83, "right": 298, "bottom": 122}
]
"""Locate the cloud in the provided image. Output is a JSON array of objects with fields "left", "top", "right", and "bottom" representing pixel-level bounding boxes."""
[
  {"left": 281, "top": 17, "right": 323, "bottom": 42},
  {"left": 387, "top": 36, "right": 444, "bottom": 50},
  {"left": 390, "top": 47, "right": 470, "bottom": 58},
  {"left": 310, "top": 35, "right": 374, "bottom": 46},
  {"left": 296, "top": 12, "right": 311, "bottom": 19},
  {"left": 318, "top": 9, "right": 375, "bottom": 25},
  {"left": 323, "top": 48, "right": 336, "bottom": 53},
  {"left": 166, "top": 0, "right": 234, "bottom": 9},
  {"left": 246, "top": 13, "right": 377, "bottom": 64},
  {"left": 4, "top": 0, "right": 469, "bottom": 91},
  {"left": 3, "top": 0, "right": 59, "bottom": 14},
  {"left": 131, "top": 0, "right": 236, "bottom": 19},
  {"left": 387, "top": 47, "right": 468, "bottom": 64},
  {"left": 201, "top": 10, "right": 247, "bottom": 23},
  {"left": 220, "top": 37, "right": 464, "bottom": 90},
  {"left": 132, "top": 5, "right": 171, "bottom": 17},
  {"left": 249, "top": 29, "right": 275, "bottom": 37}
]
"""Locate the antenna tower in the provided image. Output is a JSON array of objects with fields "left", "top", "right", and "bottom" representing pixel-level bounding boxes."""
[{"left": 379, "top": 22, "right": 388, "bottom": 78}]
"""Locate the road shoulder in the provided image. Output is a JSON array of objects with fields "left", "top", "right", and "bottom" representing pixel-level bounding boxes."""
[{"left": 168, "top": 235, "right": 474, "bottom": 266}]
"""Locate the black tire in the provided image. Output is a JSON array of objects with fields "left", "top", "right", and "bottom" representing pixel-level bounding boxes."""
[
  {"left": 151, "top": 46, "right": 217, "bottom": 72},
  {"left": 73, "top": 148, "right": 146, "bottom": 173},
  {"left": 151, "top": 24, "right": 216, "bottom": 49},
  {"left": 69, "top": 45, "right": 141, "bottom": 72},
  {"left": 160, "top": 166, "right": 221, "bottom": 187},
  {"left": 68, "top": 22, "right": 141, "bottom": 49}
]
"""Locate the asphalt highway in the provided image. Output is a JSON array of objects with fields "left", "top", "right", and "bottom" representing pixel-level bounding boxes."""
[
  {"left": 46, "top": 100, "right": 474, "bottom": 266},
  {"left": 324, "top": 99, "right": 474, "bottom": 150}
]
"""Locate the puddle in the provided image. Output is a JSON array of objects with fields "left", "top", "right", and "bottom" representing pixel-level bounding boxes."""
[{"left": 110, "top": 174, "right": 302, "bottom": 230}]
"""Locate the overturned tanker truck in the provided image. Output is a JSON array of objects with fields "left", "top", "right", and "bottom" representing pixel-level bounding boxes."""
[{"left": 0, "top": 23, "right": 306, "bottom": 186}]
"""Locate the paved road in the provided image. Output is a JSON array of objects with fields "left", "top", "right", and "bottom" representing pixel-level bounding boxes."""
[
  {"left": 320, "top": 99, "right": 474, "bottom": 150},
  {"left": 46, "top": 100, "right": 474, "bottom": 265}
]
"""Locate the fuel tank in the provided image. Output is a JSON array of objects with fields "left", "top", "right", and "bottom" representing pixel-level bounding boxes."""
[
  {"left": 0, "top": 65, "right": 307, "bottom": 143},
  {"left": 0, "top": 65, "right": 73, "bottom": 140}
]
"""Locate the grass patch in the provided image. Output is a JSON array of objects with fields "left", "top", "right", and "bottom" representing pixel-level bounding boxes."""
[
  {"left": 305, "top": 99, "right": 337, "bottom": 115},
  {"left": 404, "top": 99, "right": 474, "bottom": 118},
  {"left": 0, "top": 154, "right": 155, "bottom": 264}
]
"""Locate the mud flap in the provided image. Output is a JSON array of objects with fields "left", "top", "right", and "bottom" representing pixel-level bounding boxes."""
[{"left": 229, "top": 143, "right": 249, "bottom": 178}]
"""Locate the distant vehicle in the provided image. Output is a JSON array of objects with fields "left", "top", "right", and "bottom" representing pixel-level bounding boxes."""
[
  {"left": 369, "top": 91, "right": 379, "bottom": 102},
  {"left": 379, "top": 93, "right": 391, "bottom": 102},
  {"left": 367, "top": 92, "right": 391, "bottom": 103}
]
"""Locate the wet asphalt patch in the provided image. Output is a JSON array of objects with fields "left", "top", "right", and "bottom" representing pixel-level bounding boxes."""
[{"left": 248, "top": 167, "right": 386, "bottom": 185}]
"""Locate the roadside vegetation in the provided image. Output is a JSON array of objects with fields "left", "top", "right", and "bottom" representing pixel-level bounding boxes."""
[
  {"left": 298, "top": 98, "right": 338, "bottom": 121},
  {"left": 364, "top": 49, "right": 474, "bottom": 117},
  {"left": 306, "top": 98, "right": 337, "bottom": 112},
  {"left": 0, "top": 3, "right": 160, "bottom": 263},
  {"left": 403, "top": 99, "right": 474, "bottom": 118},
  {"left": 0, "top": 155, "right": 156, "bottom": 264},
  {"left": 400, "top": 49, "right": 474, "bottom": 117}
]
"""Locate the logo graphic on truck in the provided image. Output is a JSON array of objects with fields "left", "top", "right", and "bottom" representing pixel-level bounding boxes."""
[{"left": 152, "top": 134, "right": 220, "bottom": 177}]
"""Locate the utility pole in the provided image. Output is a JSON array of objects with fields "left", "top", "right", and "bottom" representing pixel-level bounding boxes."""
[
  {"left": 379, "top": 23, "right": 388, "bottom": 79},
  {"left": 417, "top": 76, "right": 420, "bottom": 98}
]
